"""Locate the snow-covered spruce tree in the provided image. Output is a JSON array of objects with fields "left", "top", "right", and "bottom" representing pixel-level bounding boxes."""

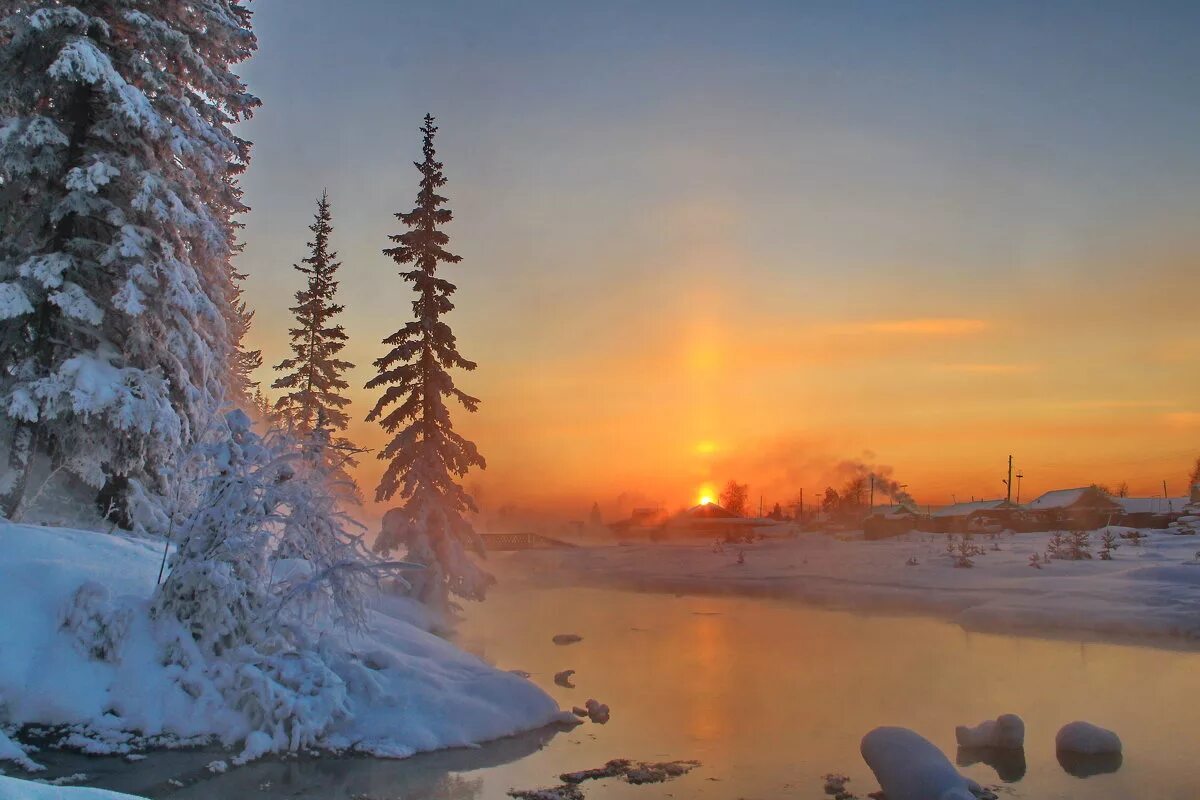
[
  {"left": 0, "top": 3, "right": 260, "bottom": 525},
  {"left": 366, "top": 114, "right": 491, "bottom": 611},
  {"left": 271, "top": 191, "right": 359, "bottom": 499}
]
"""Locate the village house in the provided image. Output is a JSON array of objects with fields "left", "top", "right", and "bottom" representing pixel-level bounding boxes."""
[
  {"left": 862, "top": 503, "right": 923, "bottom": 540},
  {"left": 1024, "top": 486, "right": 1121, "bottom": 530},
  {"left": 1114, "top": 495, "right": 1191, "bottom": 528},
  {"left": 921, "top": 499, "right": 1023, "bottom": 534}
]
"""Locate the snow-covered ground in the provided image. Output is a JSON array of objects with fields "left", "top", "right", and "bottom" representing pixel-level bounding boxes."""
[
  {"left": 0, "top": 774, "right": 145, "bottom": 800},
  {"left": 506, "top": 526, "right": 1200, "bottom": 642},
  {"left": 0, "top": 522, "right": 567, "bottom": 779}
]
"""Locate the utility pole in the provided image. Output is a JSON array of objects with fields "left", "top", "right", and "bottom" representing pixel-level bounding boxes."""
[
  {"left": 869, "top": 474, "right": 875, "bottom": 510},
  {"left": 799, "top": 488, "right": 804, "bottom": 523},
  {"left": 1015, "top": 471, "right": 1024, "bottom": 504},
  {"left": 1005, "top": 454, "right": 1013, "bottom": 503}
]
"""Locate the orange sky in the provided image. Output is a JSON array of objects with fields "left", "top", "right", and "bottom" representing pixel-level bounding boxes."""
[{"left": 237, "top": 2, "right": 1200, "bottom": 526}]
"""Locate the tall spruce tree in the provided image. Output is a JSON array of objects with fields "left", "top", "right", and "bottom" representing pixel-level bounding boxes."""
[
  {"left": 272, "top": 191, "right": 354, "bottom": 435},
  {"left": 366, "top": 115, "right": 490, "bottom": 610},
  {"left": 0, "top": 2, "right": 260, "bottom": 525}
]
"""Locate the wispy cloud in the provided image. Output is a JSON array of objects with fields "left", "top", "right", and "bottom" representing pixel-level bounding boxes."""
[
  {"left": 836, "top": 318, "right": 989, "bottom": 336},
  {"left": 934, "top": 363, "right": 1038, "bottom": 375}
]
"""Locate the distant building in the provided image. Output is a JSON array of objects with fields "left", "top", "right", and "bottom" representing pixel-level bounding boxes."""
[
  {"left": 923, "top": 499, "right": 1022, "bottom": 533},
  {"left": 1025, "top": 487, "right": 1121, "bottom": 530},
  {"left": 607, "top": 507, "right": 668, "bottom": 537},
  {"left": 1114, "top": 495, "right": 1190, "bottom": 528},
  {"left": 664, "top": 503, "right": 777, "bottom": 541},
  {"left": 863, "top": 503, "right": 922, "bottom": 540}
]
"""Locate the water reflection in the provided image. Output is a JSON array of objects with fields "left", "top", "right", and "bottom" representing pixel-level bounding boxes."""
[
  {"left": 1057, "top": 749, "right": 1124, "bottom": 779},
  {"left": 27, "top": 581, "right": 1200, "bottom": 800},
  {"left": 165, "top": 726, "right": 562, "bottom": 799}
]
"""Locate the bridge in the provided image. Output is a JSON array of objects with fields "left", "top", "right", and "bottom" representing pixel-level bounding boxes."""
[{"left": 479, "top": 532, "right": 578, "bottom": 551}]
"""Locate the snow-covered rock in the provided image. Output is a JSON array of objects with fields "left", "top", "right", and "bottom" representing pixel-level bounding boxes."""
[
  {"left": 861, "top": 727, "right": 990, "bottom": 800},
  {"left": 955, "top": 714, "right": 1024, "bottom": 749},
  {"left": 1055, "top": 721, "right": 1122, "bottom": 755}
]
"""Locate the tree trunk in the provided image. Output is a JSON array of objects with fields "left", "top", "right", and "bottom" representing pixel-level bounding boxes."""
[
  {"left": 96, "top": 474, "right": 132, "bottom": 530},
  {"left": 0, "top": 423, "right": 36, "bottom": 520}
]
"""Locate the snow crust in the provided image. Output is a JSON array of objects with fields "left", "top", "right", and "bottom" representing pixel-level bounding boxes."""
[
  {"left": 511, "top": 528, "right": 1200, "bottom": 641},
  {"left": 0, "top": 522, "right": 565, "bottom": 765}
]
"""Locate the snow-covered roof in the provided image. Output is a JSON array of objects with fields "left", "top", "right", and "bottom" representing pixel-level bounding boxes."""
[
  {"left": 867, "top": 502, "right": 921, "bottom": 519},
  {"left": 1025, "top": 487, "right": 1118, "bottom": 510},
  {"left": 931, "top": 499, "right": 1015, "bottom": 518},
  {"left": 1115, "top": 496, "right": 1190, "bottom": 515}
]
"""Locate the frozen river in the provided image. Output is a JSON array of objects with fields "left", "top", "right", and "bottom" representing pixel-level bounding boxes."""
[{"left": 33, "top": 578, "right": 1200, "bottom": 799}]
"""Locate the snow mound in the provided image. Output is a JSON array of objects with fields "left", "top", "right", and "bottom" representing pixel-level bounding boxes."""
[
  {"left": 1055, "top": 721, "right": 1122, "bottom": 754},
  {"left": 861, "top": 727, "right": 991, "bottom": 800},
  {"left": 0, "top": 522, "right": 565, "bottom": 763},
  {"left": 955, "top": 714, "right": 1024, "bottom": 749},
  {"left": 0, "top": 774, "right": 146, "bottom": 799}
]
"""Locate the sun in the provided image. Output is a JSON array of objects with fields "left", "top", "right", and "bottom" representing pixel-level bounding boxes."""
[{"left": 698, "top": 494, "right": 714, "bottom": 506}]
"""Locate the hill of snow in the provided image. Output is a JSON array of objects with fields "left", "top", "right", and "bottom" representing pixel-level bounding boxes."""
[{"left": 0, "top": 522, "right": 567, "bottom": 775}]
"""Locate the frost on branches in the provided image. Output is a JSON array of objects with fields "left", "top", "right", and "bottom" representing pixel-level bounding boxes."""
[
  {"left": 0, "top": 2, "right": 261, "bottom": 526},
  {"left": 271, "top": 191, "right": 360, "bottom": 502},
  {"left": 366, "top": 115, "right": 491, "bottom": 612},
  {"left": 152, "top": 411, "right": 411, "bottom": 753}
]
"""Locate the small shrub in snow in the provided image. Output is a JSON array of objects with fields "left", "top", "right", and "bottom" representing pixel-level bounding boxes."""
[
  {"left": 1046, "top": 531, "right": 1069, "bottom": 559},
  {"left": 949, "top": 535, "right": 983, "bottom": 568},
  {"left": 1121, "top": 529, "right": 1144, "bottom": 547},
  {"left": 1068, "top": 530, "right": 1092, "bottom": 560},
  {"left": 1028, "top": 553, "right": 1042, "bottom": 569},
  {"left": 1099, "top": 530, "right": 1119, "bottom": 560}
]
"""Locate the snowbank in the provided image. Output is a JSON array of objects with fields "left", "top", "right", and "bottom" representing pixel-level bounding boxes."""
[
  {"left": 0, "top": 775, "right": 145, "bottom": 800},
  {"left": 860, "top": 727, "right": 986, "bottom": 800},
  {"left": 507, "top": 529, "right": 1200, "bottom": 642},
  {"left": 0, "top": 522, "right": 566, "bottom": 767},
  {"left": 1055, "top": 721, "right": 1121, "bottom": 754},
  {"left": 955, "top": 714, "right": 1024, "bottom": 749}
]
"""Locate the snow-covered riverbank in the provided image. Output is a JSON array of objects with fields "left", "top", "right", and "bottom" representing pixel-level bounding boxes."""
[
  {"left": 0, "top": 522, "right": 567, "bottom": 782},
  {"left": 506, "top": 528, "right": 1200, "bottom": 643}
]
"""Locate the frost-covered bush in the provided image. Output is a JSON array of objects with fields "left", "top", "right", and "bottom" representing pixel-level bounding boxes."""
[
  {"left": 151, "top": 411, "right": 411, "bottom": 755},
  {"left": 59, "top": 580, "right": 131, "bottom": 663},
  {"left": 1099, "top": 530, "right": 1119, "bottom": 560}
]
